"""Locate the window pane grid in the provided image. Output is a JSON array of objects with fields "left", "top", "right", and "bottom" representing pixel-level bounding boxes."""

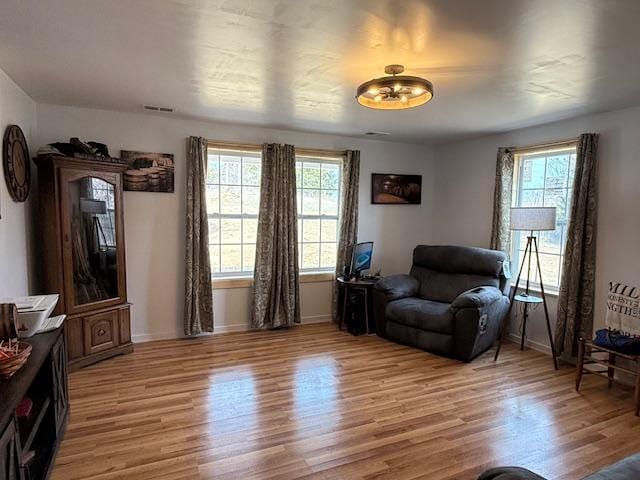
[
  {"left": 299, "top": 241, "right": 339, "bottom": 244},
  {"left": 240, "top": 159, "right": 243, "bottom": 275},
  {"left": 89, "top": 180, "right": 117, "bottom": 247},
  {"left": 296, "top": 157, "right": 341, "bottom": 272},
  {"left": 510, "top": 148, "right": 576, "bottom": 291},
  {"left": 207, "top": 149, "right": 261, "bottom": 276},
  {"left": 207, "top": 150, "right": 342, "bottom": 276}
]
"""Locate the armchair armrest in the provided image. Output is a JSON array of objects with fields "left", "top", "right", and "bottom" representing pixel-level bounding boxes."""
[
  {"left": 478, "top": 467, "right": 547, "bottom": 480},
  {"left": 374, "top": 274, "right": 419, "bottom": 301},
  {"left": 451, "top": 286, "right": 504, "bottom": 309},
  {"left": 499, "top": 259, "right": 512, "bottom": 296}
]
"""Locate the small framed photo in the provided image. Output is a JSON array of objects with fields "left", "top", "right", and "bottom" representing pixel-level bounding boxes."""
[{"left": 371, "top": 173, "right": 422, "bottom": 204}]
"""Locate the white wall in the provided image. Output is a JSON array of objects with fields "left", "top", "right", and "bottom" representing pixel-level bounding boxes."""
[
  {"left": 0, "top": 69, "right": 37, "bottom": 298},
  {"left": 22, "top": 86, "right": 640, "bottom": 350},
  {"left": 434, "top": 105, "right": 640, "bottom": 350},
  {"left": 35, "top": 104, "right": 436, "bottom": 341}
]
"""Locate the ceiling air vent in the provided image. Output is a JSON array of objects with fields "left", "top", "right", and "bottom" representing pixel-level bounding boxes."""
[
  {"left": 143, "top": 104, "right": 175, "bottom": 113},
  {"left": 364, "top": 131, "right": 390, "bottom": 137}
]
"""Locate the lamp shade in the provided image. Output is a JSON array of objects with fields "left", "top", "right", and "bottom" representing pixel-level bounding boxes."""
[{"left": 510, "top": 207, "right": 556, "bottom": 231}]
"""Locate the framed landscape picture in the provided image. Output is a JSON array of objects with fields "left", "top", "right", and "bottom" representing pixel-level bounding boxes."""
[
  {"left": 371, "top": 173, "right": 422, "bottom": 204},
  {"left": 121, "top": 150, "right": 175, "bottom": 193}
]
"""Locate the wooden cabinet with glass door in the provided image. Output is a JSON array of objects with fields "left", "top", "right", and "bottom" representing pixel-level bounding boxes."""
[{"left": 35, "top": 155, "right": 133, "bottom": 370}]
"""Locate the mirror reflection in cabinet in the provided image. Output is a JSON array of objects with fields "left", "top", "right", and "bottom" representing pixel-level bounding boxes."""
[{"left": 67, "top": 177, "right": 119, "bottom": 305}]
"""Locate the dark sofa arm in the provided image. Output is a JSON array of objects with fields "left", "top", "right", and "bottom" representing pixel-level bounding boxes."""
[
  {"left": 374, "top": 274, "right": 419, "bottom": 301},
  {"left": 451, "top": 286, "right": 504, "bottom": 309},
  {"left": 373, "top": 274, "right": 418, "bottom": 338},
  {"left": 478, "top": 467, "right": 547, "bottom": 480},
  {"left": 452, "top": 286, "right": 510, "bottom": 361}
]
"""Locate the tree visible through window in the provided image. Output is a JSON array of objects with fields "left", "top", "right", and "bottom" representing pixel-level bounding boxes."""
[
  {"left": 206, "top": 147, "right": 343, "bottom": 277},
  {"left": 296, "top": 157, "right": 341, "bottom": 272},
  {"left": 510, "top": 146, "right": 577, "bottom": 291},
  {"left": 89, "top": 179, "right": 116, "bottom": 247},
  {"left": 206, "top": 148, "right": 261, "bottom": 276}
]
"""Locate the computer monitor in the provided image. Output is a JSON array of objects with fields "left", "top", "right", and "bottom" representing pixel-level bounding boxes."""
[{"left": 350, "top": 242, "right": 373, "bottom": 277}]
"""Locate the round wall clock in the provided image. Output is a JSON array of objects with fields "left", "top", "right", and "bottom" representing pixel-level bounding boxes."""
[{"left": 3, "top": 125, "right": 31, "bottom": 202}]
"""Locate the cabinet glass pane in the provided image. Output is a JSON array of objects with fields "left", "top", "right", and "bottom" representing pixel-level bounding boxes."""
[{"left": 68, "top": 177, "right": 119, "bottom": 305}]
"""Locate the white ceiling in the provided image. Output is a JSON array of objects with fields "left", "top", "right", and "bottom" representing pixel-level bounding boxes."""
[{"left": 2, "top": 0, "right": 640, "bottom": 144}]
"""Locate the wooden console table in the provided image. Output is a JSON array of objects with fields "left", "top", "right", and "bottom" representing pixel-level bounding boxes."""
[
  {"left": 0, "top": 327, "right": 69, "bottom": 479},
  {"left": 576, "top": 337, "right": 640, "bottom": 416}
]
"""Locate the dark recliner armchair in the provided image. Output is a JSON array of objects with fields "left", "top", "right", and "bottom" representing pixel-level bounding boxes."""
[
  {"left": 478, "top": 452, "right": 640, "bottom": 479},
  {"left": 373, "top": 245, "right": 511, "bottom": 362}
]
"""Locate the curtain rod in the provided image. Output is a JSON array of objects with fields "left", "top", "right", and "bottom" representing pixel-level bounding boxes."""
[
  {"left": 206, "top": 139, "right": 347, "bottom": 157},
  {"left": 296, "top": 147, "right": 347, "bottom": 158},
  {"left": 206, "top": 140, "right": 261, "bottom": 151},
  {"left": 512, "top": 137, "right": 578, "bottom": 154}
]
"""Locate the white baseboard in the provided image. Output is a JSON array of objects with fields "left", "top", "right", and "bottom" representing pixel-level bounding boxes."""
[
  {"left": 506, "top": 332, "right": 552, "bottom": 356},
  {"left": 132, "top": 315, "right": 332, "bottom": 343},
  {"left": 132, "top": 331, "right": 185, "bottom": 343},
  {"left": 212, "top": 315, "right": 331, "bottom": 334},
  {"left": 212, "top": 323, "right": 248, "bottom": 334},
  {"left": 302, "top": 314, "right": 332, "bottom": 324}
]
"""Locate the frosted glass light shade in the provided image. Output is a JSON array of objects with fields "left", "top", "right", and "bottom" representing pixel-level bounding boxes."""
[{"left": 510, "top": 207, "right": 557, "bottom": 231}]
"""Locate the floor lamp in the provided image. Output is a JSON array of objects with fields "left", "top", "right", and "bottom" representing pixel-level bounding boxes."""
[
  {"left": 494, "top": 206, "right": 559, "bottom": 370},
  {"left": 80, "top": 197, "right": 108, "bottom": 253}
]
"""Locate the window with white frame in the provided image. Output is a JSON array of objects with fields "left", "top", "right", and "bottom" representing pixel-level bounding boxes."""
[
  {"left": 510, "top": 146, "right": 577, "bottom": 291},
  {"left": 89, "top": 178, "right": 116, "bottom": 247},
  {"left": 296, "top": 156, "right": 341, "bottom": 272},
  {"left": 206, "top": 147, "right": 343, "bottom": 277},
  {"left": 206, "top": 147, "right": 262, "bottom": 276}
]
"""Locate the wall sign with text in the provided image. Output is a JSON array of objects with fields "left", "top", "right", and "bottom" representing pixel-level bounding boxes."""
[{"left": 606, "top": 281, "right": 640, "bottom": 335}]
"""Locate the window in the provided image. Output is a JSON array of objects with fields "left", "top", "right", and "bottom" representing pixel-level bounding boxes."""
[
  {"left": 510, "top": 146, "right": 577, "bottom": 291},
  {"left": 206, "top": 146, "right": 344, "bottom": 278},
  {"left": 206, "top": 147, "right": 262, "bottom": 276},
  {"left": 89, "top": 178, "right": 116, "bottom": 247},
  {"left": 296, "top": 156, "right": 341, "bottom": 272}
]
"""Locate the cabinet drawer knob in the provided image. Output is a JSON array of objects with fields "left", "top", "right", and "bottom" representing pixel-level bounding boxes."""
[{"left": 97, "top": 328, "right": 106, "bottom": 336}]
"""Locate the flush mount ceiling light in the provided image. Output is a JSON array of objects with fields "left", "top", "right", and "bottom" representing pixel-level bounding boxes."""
[{"left": 356, "top": 64, "right": 433, "bottom": 110}]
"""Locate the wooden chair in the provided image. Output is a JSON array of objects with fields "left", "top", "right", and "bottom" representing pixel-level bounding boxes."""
[{"left": 575, "top": 337, "right": 640, "bottom": 416}]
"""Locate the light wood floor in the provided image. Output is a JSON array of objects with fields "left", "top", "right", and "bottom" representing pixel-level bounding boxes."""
[{"left": 51, "top": 324, "right": 640, "bottom": 480}]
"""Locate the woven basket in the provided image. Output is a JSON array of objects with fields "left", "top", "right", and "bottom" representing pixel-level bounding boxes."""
[{"left": 0, "top": 341, "right": 32, "bottom": 378}]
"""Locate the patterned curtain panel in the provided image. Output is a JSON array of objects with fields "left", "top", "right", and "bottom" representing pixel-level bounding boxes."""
[
  {"left": 251, "top": 143, "right": 301, "bottom": 329},
  {"left": 555, "top": 133, "right": 599, "bottom": 357},
  {"left": 184, "top": 136, "right": 214, "bottom": 335},
  {"left": 331, "top": 150, "right": 360, "bottom": 321},
  {"left": 489, "top": 147, "right": 514, "bottom": 255}
]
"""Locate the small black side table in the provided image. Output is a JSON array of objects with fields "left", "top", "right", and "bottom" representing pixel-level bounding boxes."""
[
  {"left": 514, "top": 293, "right": 543, "bottom": 350},
  {"left": 336, "top": 276, "right": 378, "bottom": 334}
]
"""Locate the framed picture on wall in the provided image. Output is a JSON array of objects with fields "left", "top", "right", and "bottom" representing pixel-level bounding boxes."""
[
  {"left": 371, "top": 173, "right": 422, "bottom": 204},
  {"left": 121, "top": 150, "right": 175, "bottom": 193}
]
